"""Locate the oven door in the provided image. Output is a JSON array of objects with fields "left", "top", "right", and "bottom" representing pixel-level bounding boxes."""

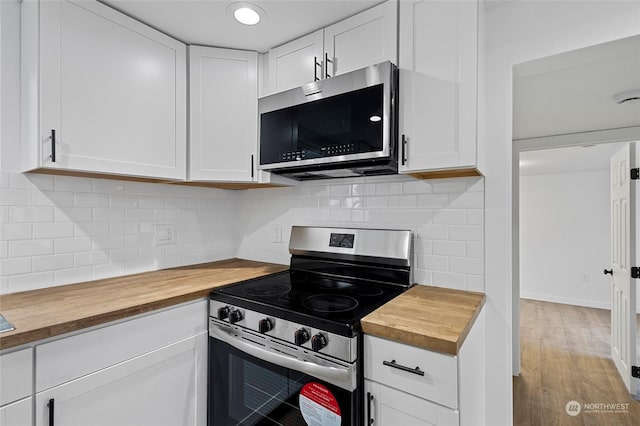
[{"left": 209, "top": 321, "right": 359, "bottom": 426}]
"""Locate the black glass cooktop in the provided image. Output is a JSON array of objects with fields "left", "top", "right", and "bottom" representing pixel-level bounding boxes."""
[{"left": 211, "top": 270, "right": 407, "bottom": 336}]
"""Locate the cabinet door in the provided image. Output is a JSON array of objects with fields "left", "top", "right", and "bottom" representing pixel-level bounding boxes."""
[
  {"left": 37, "top": 0, "right": 187, "bottom": 179},
  {"left": 324, "top": 0, "right": 398, "bottom": 77},
  {"left": 35, "top": 334, "right": 207, "bottom": 426},
  {"left": 189, "top": 46, "right": 257, "bottom": 182},
  {"left": 365, "top": 380, "right": 459, "bottom": 426},
  {"left": 398, "top": 0, "right": 478, "bottom": 173},
  {"left": 0, "top": 398, "right": 32, "bottom": 426},
  {"left": 267, "top": 30, "right": 323, "bottom": 94}
]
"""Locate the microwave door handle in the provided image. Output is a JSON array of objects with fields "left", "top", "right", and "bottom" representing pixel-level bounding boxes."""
[{"left": 210, "top": 324, "right": 349, "bottom": 382}]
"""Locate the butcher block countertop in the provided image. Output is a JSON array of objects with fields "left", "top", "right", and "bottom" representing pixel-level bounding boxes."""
[
  {"left": 361, "top": 285, "right": 485, "bottom": 355},
  {"left": 0, "top": 259, "right": 286, "bottom": 350},
  {"left": 0, "top": 259, "right": 485, "bottom": 354}
]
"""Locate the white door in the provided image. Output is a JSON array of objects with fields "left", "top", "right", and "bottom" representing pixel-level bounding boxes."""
[
  {"left": 188, "top": 46, "right": 257, "bottom": 182},
  {"left": 364, "top": 380, "right": 459, "bottom": 426},
  {"left": 38, "top": 0, "right": 187, "bottom": 179},
  {"left": 609, "top": 142, "right": 637, "bottom": 396},
  {"left": 323, "top": 0, "right": 397, "bottom": 77},
  {"left": 267, "top": 30, "right": 324, "bottom": 95},
  {"left": 35, "top": 335, "right": 206, "bottom": 426}
]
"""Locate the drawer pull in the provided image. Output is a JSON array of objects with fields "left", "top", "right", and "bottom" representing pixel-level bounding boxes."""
[{"left": 383, "top": 359, "right": 425, "bottom": 376}]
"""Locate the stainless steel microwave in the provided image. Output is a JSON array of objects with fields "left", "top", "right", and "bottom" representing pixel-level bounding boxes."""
[{"left": 258, "top": 61, "right": 398, "bottom": 180}]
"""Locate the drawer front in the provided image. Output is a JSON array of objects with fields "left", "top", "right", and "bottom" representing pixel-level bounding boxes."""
[
  {"left": 36, "top": 299, "right": 207, "bottom": 392},
  {"left": 0, "top": 348, "right": 33, "bottom": 406},
  {"left": 364, "top": 335, "right": 458, "bottom": 409}
]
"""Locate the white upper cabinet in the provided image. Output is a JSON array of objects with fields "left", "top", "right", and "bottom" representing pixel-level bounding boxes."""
[
  {"left": 265, "top": 0, "right": 398, "bottom": 95},
  {"left": 268, "top": 30, "right": 324, "bottom": 95},
  {"left": 324, "top": 0, "right": 398, "bottom": 77},
  {"left": 21, "top": 0, "right": 187, "bottom": 180},
  {"left": 189, "top": 46, "right": 257, "bottom": 182},
  {"left": 398, "top": 0, "right": 479, "bottom": 175}
]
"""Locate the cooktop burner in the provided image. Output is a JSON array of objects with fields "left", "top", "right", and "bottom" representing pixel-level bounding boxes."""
[
  {"left": 213, "top": 269, "right": 407, "bottom": 336},
  {"left": 302, "top": 294, "right": 359, "bottom": 313},
  {"left": 243, "top": 283, "right": 291, "bottom": 297}
]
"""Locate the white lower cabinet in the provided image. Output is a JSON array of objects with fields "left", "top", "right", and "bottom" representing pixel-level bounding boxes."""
[
  {"left": 364, "top": 309, "right": 485, "bottom": 426},
  {"left": 33, "top": 300, "right": 208, "bottom": 426},
  {"left": 35, "top": 334, "right": 206, "bottom": 426},
  {"left": 0, "top": 398, "right": 32, "bottom": 426},
  {"left": 365, "top": 380, "right": 458, "bottom": 426}
]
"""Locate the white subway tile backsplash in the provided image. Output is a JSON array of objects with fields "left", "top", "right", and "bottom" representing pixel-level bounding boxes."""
[
  {"left": 1, "top": 257, "right": 32, "bottom": 275},
  {"left": 32, "top": 254, "right": 73, "bottom": 272},
  {"left": 75, "top": 192, "right": 109, "bottom": 207},
  {"left": 1, "top": 223, "right": 32, "bottom": 240},
  {"left": 450, "top": 257, "right": 484, "bottom": 275},
  {"left": 433, "top": 240, "right": 466, "bottom": 257},
  {"left": 8, "top": 206, "right": 54, "bottom": 222},
  {"left": 54, "top": 237, "right": 93, "bottom": 254},
  {"left": 54, "top": 207, "right": 93, "bottom": 222},
  {"left": 0, "top": 189, "right": 31, "bottom": 205},
  {"left": 2, "top": 170, "right": 484, "bottom": 295},
  {"left": 450, "top": 225, "right": 484, "bottom": 242},
  {"left": 8, "top": 239, "right": 53, "bottom": 257},
  {"left": 33, "top": 222, "right": 74, "bottom": 239}
]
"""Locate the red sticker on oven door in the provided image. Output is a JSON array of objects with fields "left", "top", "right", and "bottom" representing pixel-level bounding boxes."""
[{"left": 299, "top": 382, "right": 342, "bottom": 426}]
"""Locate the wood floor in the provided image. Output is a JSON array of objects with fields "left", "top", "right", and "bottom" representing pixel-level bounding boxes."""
[{"left": 514, "top": 299, "right": 640, "bottom": 426}]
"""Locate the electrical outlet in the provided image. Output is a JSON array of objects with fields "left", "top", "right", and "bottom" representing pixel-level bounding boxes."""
[
  {"left": 273, "top": 224, "right": 282, "bottom": 243},
  {"left": 581, "top": 273, "right": 590, "bottom": 283},
  {"left": 155, "top": 224, "right": 176, "bottom": 245}
]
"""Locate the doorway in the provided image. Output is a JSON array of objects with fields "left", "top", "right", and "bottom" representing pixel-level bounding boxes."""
[{"left": 511, "top": 34, "right": 640, "bottom": 423}]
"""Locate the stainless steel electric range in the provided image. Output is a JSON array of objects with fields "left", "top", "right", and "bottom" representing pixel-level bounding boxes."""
[{"left": 208, "top": 226, "right": 412, "bottom": 426}]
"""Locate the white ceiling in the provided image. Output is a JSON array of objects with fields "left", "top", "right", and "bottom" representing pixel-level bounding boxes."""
[
  {"left": 101, "top": 0, "right": 383, "bottom": 52},
  {"left": 519, "top": 142, "right": 628, "bottom": 176},
  {"left": 513, "top": 34, "right": 640, "bottom": 141}
]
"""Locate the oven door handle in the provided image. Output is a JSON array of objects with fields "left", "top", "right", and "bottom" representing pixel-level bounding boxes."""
[{"left": 210, "top": 325, "right": 349, "bottom": 382}]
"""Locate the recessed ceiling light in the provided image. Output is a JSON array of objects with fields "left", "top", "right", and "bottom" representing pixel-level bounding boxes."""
[
  {"left": 227, "top": 2, "right": 266, "bottom": 26},
  {"left": 369, "top": 115, "right": 382, "bottom": 122}
]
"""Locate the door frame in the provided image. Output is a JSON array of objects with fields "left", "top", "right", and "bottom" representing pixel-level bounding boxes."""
[{"left": 511, "top": 125, "right": 640, "bottom": 376}]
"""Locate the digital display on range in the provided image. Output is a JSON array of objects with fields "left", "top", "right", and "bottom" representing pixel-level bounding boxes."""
[{"left": 329, "top": 233, "right": 355, "bottom": 248}]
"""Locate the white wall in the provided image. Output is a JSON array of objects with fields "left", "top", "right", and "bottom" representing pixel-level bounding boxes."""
[
  {"left": 520, "top": 169, "right": 610, "bottom": 309},
  {"left": 484, "top": 1, "right": 640, "bottom": 424},
  {"left": 236, "top": 175, "right": 485, "bottom": 290}
]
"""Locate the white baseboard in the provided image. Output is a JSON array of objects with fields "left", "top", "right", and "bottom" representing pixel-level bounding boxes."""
[{"left": 520, "top": 292, "right": 611, "bottom": 310}]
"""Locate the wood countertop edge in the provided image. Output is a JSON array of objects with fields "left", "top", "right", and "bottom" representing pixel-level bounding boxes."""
[
  {"left": 361, "top": 291, "right": 486, "bottom": 356},
  {"left": 0, "top": 290, "right": 212, "bottom": 350}
]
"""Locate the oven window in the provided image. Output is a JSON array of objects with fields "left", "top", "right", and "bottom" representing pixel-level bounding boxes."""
[{"left": 209, "top": 339, "right": 355, "bottom": 426}]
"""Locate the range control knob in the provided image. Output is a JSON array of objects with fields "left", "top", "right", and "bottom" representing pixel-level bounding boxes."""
[
  {"left": 294, "top": 328, "right": 310, "bottom": 346},
  {"left": 258, "top": 318, "right": 273, "bottom": 334},
  {"left": 217, "top": 306, "right": 230, "bottom": 321},
  {"left": 311, "top": 333, "right": 328, "bottom": 352},
  {"left": 229, "top": 309, "right": 243, "bottom": 324}
]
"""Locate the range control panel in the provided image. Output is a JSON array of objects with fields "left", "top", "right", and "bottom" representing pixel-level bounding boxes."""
[{"left": 329, "top": 233, "right": 355, "bottom": 248}]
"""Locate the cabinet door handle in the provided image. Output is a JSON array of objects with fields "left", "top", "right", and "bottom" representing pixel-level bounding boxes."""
[
  {"left": 251, "top": 154, "right": 255, "bottom": 179},
  {"left": 314, "top": 56, "right": 321, "bottom": 82},
  {"left": 50, "top": 129, "right": 56, "bottom": 162},
  {"left": 324, "top": 53, "right": 333, "bottom": 79},
  {"left": 367, "top": 392, "right": 374, "bottom": 425},
  {"left": 383, "top": 359, "right": 425, "bottom": 376},
  {"left": 401, "top": 134, "right": 407, "bottom": 166},
  {"left": 47, "top": 398, "right": 55, "bottom": 426}
]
